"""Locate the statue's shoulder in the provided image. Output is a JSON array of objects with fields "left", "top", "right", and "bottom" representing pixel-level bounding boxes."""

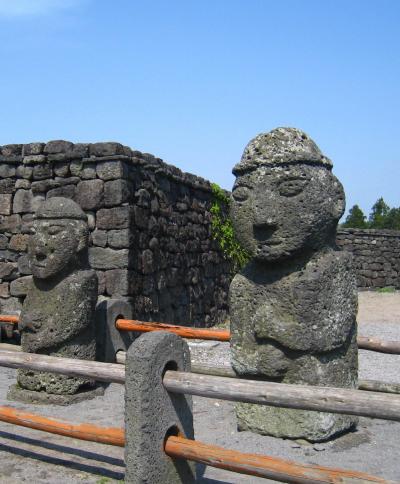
[{"left": 67, "top": 269, "right": 98, "bottom": 291}]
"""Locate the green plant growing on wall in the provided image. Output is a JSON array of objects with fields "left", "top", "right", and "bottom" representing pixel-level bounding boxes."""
[{"left": 210, "top": 183, "right": 250, "bottom": 272}]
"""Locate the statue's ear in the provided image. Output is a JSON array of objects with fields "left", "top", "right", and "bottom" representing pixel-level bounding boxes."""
[{"left": 331, "top": 178, "right": 345, "bottom": 221}]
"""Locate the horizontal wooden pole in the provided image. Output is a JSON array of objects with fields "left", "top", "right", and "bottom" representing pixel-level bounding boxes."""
[
  {"left": 115, "top": 318, "right": 231, "bottom": 341},
  {"left": 2, "top": 313, "right": 399, "bottom": 354},
  {"left": 358, "top": 336, "right": 400, "bottom": 354},
  {"left": 0, "top": 315, "right": 19, "bottom": 323},
  {"left": 163, "top": 371, "right": 400, "bottom": 421},
  {"left": 0, "top": 405, "right": 391, "bottom": 483},
  {"left": 165, "top": 435, "right": 391, "bottom": 484},
  {"left": 117, "top": 351, "right": 400, "bottom": 395},
  {"left": 0, "top": 405, "right": 124, "bottom": 446},
  {"left": 0, "top": 349, "right": 125, "bottom": 384},
  {"left": 3, "top": 346, "right": 400, "bottom": 397}
]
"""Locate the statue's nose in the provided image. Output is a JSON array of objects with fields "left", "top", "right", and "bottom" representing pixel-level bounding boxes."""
[{"left": 254, "top": 203, "right": 278, "bottom": 227}]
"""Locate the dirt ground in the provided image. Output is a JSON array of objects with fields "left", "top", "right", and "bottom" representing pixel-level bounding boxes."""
[{"left": 0, "top": 291, "right": 399, "bottom": 484}]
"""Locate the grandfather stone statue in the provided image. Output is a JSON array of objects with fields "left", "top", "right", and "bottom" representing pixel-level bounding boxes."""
[
  {"left": 229, "top": 127, "right": 358, "bottom": 441},
  {"left": 9, "top": 197, "right": 100, "bottom": 404}
]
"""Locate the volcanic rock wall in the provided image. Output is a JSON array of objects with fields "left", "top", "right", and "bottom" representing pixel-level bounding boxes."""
[
  {"left": 0, "top": 141, "right": 231, "bottom": 326},
  {"left": 337, "top": 228, "right": 400, "bottom": 289}
]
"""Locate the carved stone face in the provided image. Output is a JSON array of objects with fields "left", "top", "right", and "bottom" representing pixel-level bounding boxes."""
[
  {"left": 29, "top": 219, "right": 86, "bottom": 279},
  {"left": 230, "top": 164, "right": 345, "bottom": 262}
]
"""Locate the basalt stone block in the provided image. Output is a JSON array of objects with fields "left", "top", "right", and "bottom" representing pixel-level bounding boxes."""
[
  {"left": 0, "top": 195, "right": 12, "bottom": 215},
  {"left": 47, "top": 184, "right": 76, "bottom": 200},
  {"left": 0, "top": 179, "right": 16, "bottom": 194},
  {"left": 0, "top": 165, "right": 16, "bottom": 178},
  {"left": 1, "top": 144, "right": 22, "bottom": 156},
  {"left": 0, "top": 215, "right": 22, "bottom": 234},
  {"left": 13, "top": 190, "right": 44, "bottom": 214},
  {"left": 230, "top": 128, "right": 358, "bottom": 441},
  {"left": 23, "top": 155, "right": 47, "bottom": 164},
  {"left": 9, "top": 234, "right": 29, "bottom": 252},
  {"left": 15, "top": 179, "right": 31, "bottom": 189},
  {"left": 11, "top": 197, "right": 101, "bottom": 404},
  {"left": 0, "top": 235, "right": 8, "bottom": 249},
  {"left": 107, "top": 229, "right": 131, "bottom": 249},
  {"left": 16, "top": 165, "right": 33, "bottom": 180},
  {"left": 91, "top": 230, "right": 107, "bottom": 247},
  {"left": 75, "top": 179, "right": 104, "bottom": 210},
  {"left": 32, "top": 164, "right": 52, "bottom": 180},
  {"left": 89, "top": 142, "right": 124, "bottom": 157},
  {"left": 44, "top": 140, "right": 74, "bottom": 154},
  {"left": 88, "top": 247, "right": 129, "bottom": 270},
  {"left": 0, "top": 282, "right": 9, "bottom": 297},
  {"left": 0, "top": 262, "right": 18, "bottom": 280},
  {"left": 96, "top": 160, "right": 128, "bottom": 180},
  {"left": 22, "top": 143, "right": 45, "bottom": 156},
  {"left": 96, "top": 206, "right": 131, "bottom": 230},
  {"left": 53, "top": 162, "right": 70, "bottom": 177},
  {"left": 105, "top": 269, "right": 132, "bottom": 296},
  {"left": 104, "top": 179, "right": 131, "bottom": 207}
]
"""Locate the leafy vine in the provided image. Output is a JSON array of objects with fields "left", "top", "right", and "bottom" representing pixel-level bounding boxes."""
[{"left": 210, "top": 183, "right": 250, "bottom": 273}]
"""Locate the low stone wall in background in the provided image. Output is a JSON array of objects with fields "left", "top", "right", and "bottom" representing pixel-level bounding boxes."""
[
  {"left": 337, "top": 228, "right": 400, "bottom": 289},
  {"left": 0, "top": 141, "right": 231, "bottom": 327}
]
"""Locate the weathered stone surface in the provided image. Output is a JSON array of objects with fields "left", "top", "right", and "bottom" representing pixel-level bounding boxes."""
[
  {"left": 96, "top": 160, "right": 128, "bottom": 180},
  {"left": 104, "top": 179, "right": 131, "bottom": 206},
  {"left": 0, "top": 178, "right": 16, "bottom": 193},
  {"left": 32, "top": 164, "right": 52, "bottom": 180},
  {"left": 75, "top": 179, "right": 104, "bottom": 210},
  {"left": 16, "top": 165, "right": 33, "bottom": 180},
  {"left": 105, "top": 269, "right": 131, "bottom": 296},
  {"left": 17, "top": 254, "right": 31, "bottom": 275},
  {"left": 0, "top": 234, "right": 8, "bottom": 249},
  {"left": 0, "top": 282, "right": 9, "bottom": 297},
  {"left": 47, "top": 184, "right": 76, "bottom": 199},
  {"left": 0, "top": 214, "right": 21, "bottom": 233},
  {"left": 9, "top": 234, "right": 29, "bottom": 251},
  {"left": 96, "top": 206, "right": 131, "bottom": 229},
  {"left": 89, "top": 247, "right": 129, "bottom": 270},
  {"left": 15, "top": 179, "right": 31, "bottom": 189},
  {"left": 108, "top": 229, "right": 131, "bottom": 248},
  {"left": 0, "top": 164, "right": 16, "bottom": 178},
  {"left": 10, "top": 275, "right": 32, "bottom": 296},
  {"left": 13, "top": 190, "right": 44, "bottom": 214},
  {"left": 23, "top": 155, "right": 46, "bottom": 164},
  {"left": 0, "top": 194, "right": 12, "bottom": 215},
  {"left": 22, "top": 143, "right": 45, "bottom": 156},
  {"left": 89, "top": 142, "right": 124, "bottom": 157},
  {"left": 53, "top": 162, "right": 70, "bottom": 177},
  {"left": 125, "top": 332, "right": 195, "bottom": 484},
  {"left": 91, "top": 229, "right": 107, "bottom": 247},
  {"left": 0, "top": 262, "right": 18, "bottom": 280},
  {"left": 14, "top": 197, "right": 99, "bottom": 402},
  {"left": 44, "top": 140, "right": 74, "bottom": 154},
  {"left": 230, "top": 127, "right": 358, "bottom": 441},
  {"left": 1, "top": 144, "right": 22, "bottom": 156}
]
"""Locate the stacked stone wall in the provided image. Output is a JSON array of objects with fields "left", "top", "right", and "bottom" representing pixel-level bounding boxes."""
[
  {"left": 337, "top": 228, "right": 400, "bottom": 289},
  {"left": 0, "top": 141, "right": 231, "bottom": 327}
]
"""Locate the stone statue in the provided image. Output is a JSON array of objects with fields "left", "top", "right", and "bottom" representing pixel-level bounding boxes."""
[
  {"left": 9, "top": 197, "right": 100, "bottom": 404},
  {"left": 229, "top": 128, "right": 358, "bottom": 441}
]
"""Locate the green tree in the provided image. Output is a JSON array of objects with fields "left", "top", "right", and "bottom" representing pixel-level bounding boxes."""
[
  {"left": 342, "top": 204, "right": 368, "bottom": 228},
  {"left": 383, "top": 207, "right": 400, "bottom": 230},
  {"left": 368, "top": 197, "right": 390, "bottom": 229}
]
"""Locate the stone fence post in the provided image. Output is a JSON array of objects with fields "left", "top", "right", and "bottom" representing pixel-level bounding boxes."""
[{"left": 125, "top": 331, "right": 195, "bottom": 483}]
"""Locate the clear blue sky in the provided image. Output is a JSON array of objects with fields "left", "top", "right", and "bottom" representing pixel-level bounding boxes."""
[{"left": 0, "top": 0, "right": 398, "bottom": 218}]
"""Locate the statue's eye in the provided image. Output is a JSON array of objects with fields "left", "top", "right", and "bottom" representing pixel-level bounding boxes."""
[
  {"left": 232, "top": 186, "right": 250, "bottom": 202},
  {"left": 47, "top": 226, "right": 63, "bottom": 235},
  {"left": 278, "top": 179, "right": 308, "bottom": 197}
]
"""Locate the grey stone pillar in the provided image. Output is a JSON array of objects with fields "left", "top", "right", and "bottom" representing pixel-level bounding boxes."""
[
  {"left": 95, "top": 298, "right": 133, "bottom": 362},
  {"left": 125, "top": 331, "right": 195, "bottom": 484}
]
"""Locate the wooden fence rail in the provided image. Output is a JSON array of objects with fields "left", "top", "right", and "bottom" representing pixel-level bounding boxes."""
[
  {"left": 0, "top": 404, "right": 392, "bottom": 483},
  {"left": 3, "top": 314, "right": 399, "bottom": 354},
  {"left": 0, "top": 349, "right": 125, "bottom": 384},
  {"left": 163, "top": 371, "right": 400, "bottom": 422}
]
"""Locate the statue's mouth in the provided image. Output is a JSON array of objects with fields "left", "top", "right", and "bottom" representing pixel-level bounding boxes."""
[{"left": 253, "top": 224, "right": 278, "bottom": 243}]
